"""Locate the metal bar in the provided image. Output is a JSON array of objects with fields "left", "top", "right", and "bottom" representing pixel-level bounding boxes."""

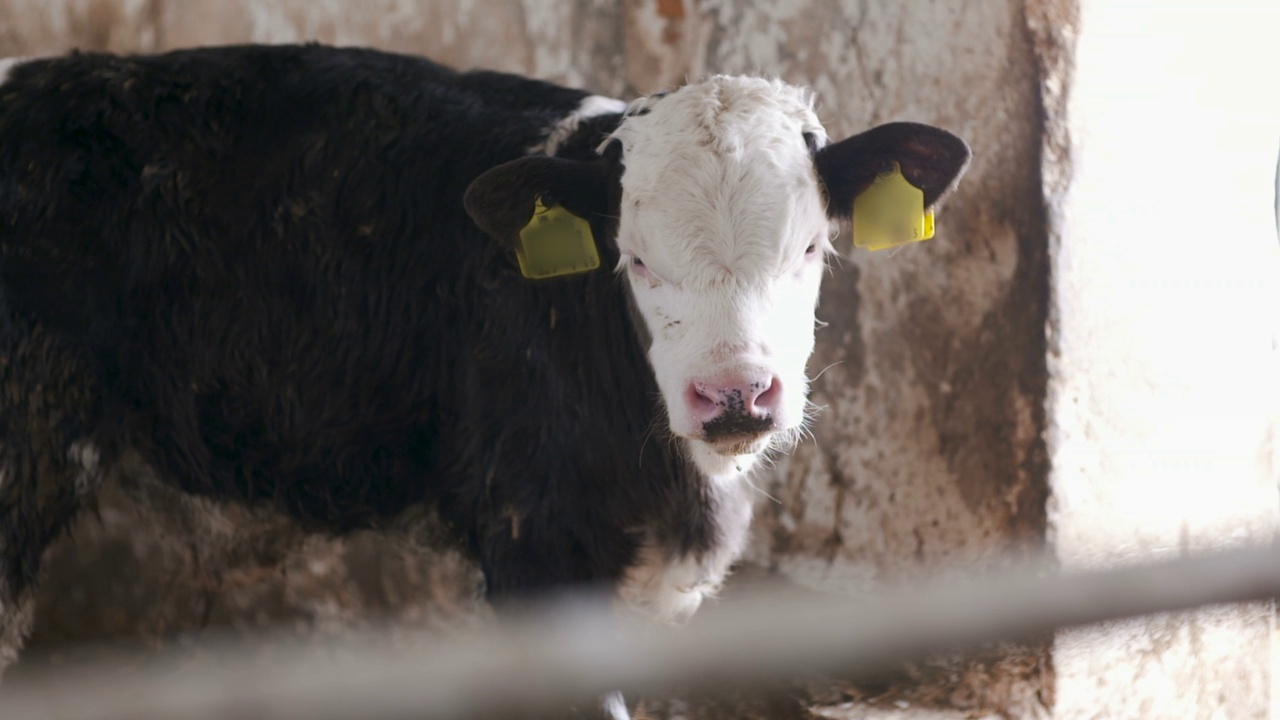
[{"left": 3, "top": 543, "right": 1278, "bottom": 719}]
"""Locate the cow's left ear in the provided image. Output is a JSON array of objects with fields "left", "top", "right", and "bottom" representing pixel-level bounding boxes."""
[
  {"left": 464, "top": 156, "right": 617, "bottom": 246},
  {"left": 814, "top": 122, "right": 971, "bottom": 221}
]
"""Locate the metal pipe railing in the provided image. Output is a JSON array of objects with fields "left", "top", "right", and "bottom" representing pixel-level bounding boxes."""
[{"left": 3, "top": 542, "right": 1277, "bottom": 719}]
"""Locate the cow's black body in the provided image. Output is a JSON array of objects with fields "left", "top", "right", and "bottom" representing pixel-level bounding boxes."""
[{"left": 0, "top": 44, "right": 717, "bottom": 614}]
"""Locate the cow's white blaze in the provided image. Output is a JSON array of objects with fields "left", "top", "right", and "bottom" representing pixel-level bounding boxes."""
[{"left": 607, "top": 77, "right": 833, "bottom": 479}]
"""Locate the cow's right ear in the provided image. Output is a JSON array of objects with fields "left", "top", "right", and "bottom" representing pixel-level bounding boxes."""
[{"left": 464, "top": 156, "right": 617, "bottom": 247}]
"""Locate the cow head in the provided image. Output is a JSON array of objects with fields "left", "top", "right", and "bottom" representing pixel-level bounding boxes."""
[{"left": 466, "top": 76, "right": 969, "bottom": 479}]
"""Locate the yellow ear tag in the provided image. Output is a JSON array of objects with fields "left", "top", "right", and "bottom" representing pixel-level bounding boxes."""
[
  {"left": 515, "top": 197, "right": 601, "bottom": 279},
  {"left": 852, "top": 162, "right": 936, "bottom": 251}
]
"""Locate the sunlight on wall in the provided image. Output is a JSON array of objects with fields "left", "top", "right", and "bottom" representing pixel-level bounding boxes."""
[{"left": 1048, "top": 1, "right": 1280, "bottom": 717}]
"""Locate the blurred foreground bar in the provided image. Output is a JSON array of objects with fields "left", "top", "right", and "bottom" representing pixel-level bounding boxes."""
[{"left": 3, "top": 542, "right": 1279, "bottom": 720}]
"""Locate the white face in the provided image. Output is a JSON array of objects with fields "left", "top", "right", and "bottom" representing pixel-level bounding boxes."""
[{"left": 607, "top": 77, "right": 834, "bottom": 479}]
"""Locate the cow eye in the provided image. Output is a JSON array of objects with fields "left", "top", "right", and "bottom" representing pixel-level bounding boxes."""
[
  {"left": 628, "top": 255, "right": 657, "bottom": 282},
  {"left": 630, "top": 256, "right": 654, "bottom": 276}
]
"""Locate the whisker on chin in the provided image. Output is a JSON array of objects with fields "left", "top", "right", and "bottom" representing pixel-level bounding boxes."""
[
  {"left": 809, "top": 360, "right": 845, "bottom": 382},
  {"left": 638, "top": 414, "right": 663, "bottom": 465},
  {"left": 746, "top": 470, "right": 782, "bottom": 504}
]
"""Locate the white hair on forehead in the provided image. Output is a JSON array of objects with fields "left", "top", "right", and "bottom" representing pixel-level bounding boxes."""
[
  {"left": 603, "top": 76, "right": 833, "bottom": 285},
  {"left": 603, "top": 75, "right": 827, "bottom": 153}
]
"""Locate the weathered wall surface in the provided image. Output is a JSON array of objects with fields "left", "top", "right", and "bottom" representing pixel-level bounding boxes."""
[{"left": 0, "top": 1, "right": 1052, "bottom": 716}]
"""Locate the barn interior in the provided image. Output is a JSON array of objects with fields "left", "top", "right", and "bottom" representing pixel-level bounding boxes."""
[{"left": 0, "top": 1, "right": 1277, "bottom": 719}]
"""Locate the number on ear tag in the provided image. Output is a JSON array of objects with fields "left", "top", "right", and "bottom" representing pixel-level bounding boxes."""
[
  {"left": 516, "top": 197, "right": 601, "bottom": 279},
  {"left": 852, "top": 162, "right": 936, "bottom": 251}
]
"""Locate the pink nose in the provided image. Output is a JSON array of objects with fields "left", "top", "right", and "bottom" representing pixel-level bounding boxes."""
[{"left": 685, "top": 375, "right": 781, "bottom": 425}]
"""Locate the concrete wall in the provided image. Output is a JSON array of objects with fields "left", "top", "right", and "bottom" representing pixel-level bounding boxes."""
[
  {"left": 1043, "top": 1, "right": 1280, "bottom": 718},
  {"left": 0, "top": 1, "right": 1052, "bottom": 716}
]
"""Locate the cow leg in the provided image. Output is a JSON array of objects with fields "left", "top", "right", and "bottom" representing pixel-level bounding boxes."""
[
  {"left": 0, "top": 322, "right": 104, "bottom": 677},
  {"left": 478, "top": 520, "right": 635, "bottom": 720},
  {"left": 598, "top": 690, "right": 630, "bottom": 720}
]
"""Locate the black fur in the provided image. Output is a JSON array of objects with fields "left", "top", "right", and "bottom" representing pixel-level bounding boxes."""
[
  {"left": 814, "top": 121, "right": 971, "bottom": 220},
  {"left": 0, "top": 44, "right": 720, "bottom": 616}
]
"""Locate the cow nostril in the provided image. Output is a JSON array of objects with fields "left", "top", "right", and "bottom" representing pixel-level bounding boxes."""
[
  {"left": 749, "top": 376, "right": 781, "bottom": 415},
  {"left": 686, "top": 383, "right": 721, "bottom": 422}
]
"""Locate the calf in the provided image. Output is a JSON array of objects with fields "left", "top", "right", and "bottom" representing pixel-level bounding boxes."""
[{"left": 0, "top": 44, "right": 969, "bottom": 715}]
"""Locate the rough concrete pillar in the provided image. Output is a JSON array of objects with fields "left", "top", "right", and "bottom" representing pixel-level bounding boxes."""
[{"left": 1043, "top": 1, "right": 1280, "bottom": 718}]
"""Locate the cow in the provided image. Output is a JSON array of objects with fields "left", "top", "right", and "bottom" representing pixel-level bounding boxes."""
[{"left": 0, "top": 44, "right": 969, "bottom": 717}]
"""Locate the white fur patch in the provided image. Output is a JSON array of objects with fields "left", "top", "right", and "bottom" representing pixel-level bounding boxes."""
[
  {"left": 0, "top": 592, "right": 35, "bottom": 676},
  {"left": 617, "top": 468, "right": 755, "bottom": 625},
  {"left": 534, "top": 94, "right": 628, "bottom": 156},
  {"left": 601, "top": 691, "right": 630, "bottom": 720},
  {"left": 68, "top": 440, "right": 102, "bottom": 496},
  {"left": 606, "top": 77, "right": 833, "bottom": 479},
  {"left": 0, "top": 57, "right": 32, "bottom": 86}
]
